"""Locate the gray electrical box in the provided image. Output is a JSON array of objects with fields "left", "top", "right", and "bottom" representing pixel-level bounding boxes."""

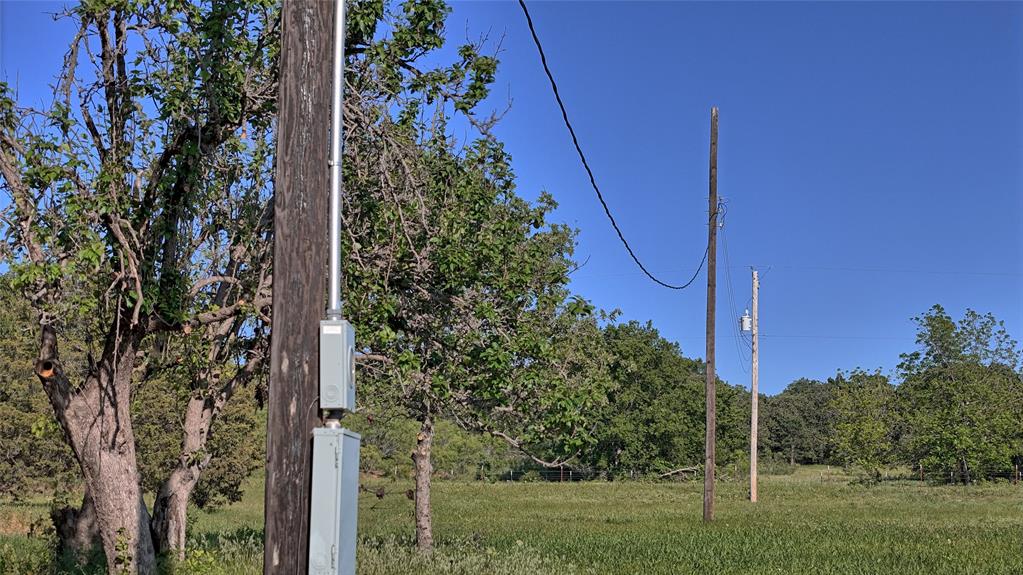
[
  {"left": 319, "top": 320, "right": 356, "bottom": 411},
  {"left": 309, "top": 427, "right": 360, "bottom": 575}
]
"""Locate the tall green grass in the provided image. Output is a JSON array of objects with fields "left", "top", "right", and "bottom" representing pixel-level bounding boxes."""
[{"left": 2, "top": 467, "right": 1021, "bottom": 574}]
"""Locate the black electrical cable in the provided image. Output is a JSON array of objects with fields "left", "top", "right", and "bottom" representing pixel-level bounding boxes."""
[{"left": 518, "top": 0, "right": 707, "bottom": 290}]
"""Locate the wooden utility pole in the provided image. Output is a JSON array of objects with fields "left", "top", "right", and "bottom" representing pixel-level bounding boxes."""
[
  {"left": 704, "top": 107, "right": 719, "bottom": 523},
  {"left": 750, "top": 269, "right": 760, "bottom": 503},
  {"left": 264, "top": 1, "right": 333, "bottom": 573}
]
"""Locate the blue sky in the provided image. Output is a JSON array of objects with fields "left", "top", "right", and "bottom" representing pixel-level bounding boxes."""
[{"left": 2, "top": 1, "right": 1021, "bottom": 395}]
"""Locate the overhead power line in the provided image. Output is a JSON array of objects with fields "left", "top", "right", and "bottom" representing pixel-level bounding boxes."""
[
  {"left": 721, "top": 218, "right": 751, "bottom": 372},
  {"left": 517, "top": 0, "right": 707, "bottom": 290}
]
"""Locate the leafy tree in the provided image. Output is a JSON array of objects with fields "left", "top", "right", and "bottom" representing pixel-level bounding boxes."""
[
  {"left": 0, "top": 0, "right": 277, "bottom": 569},
  {"left": 716, "top": 381, "right": 753, "bottom": 471},
  {"left": 830, "top": 370, "right": 897, "bottom": 481},
  {"left": 897, "top": 305, "right": 1023, "bottom": 482},
  {"left": 591, "top": 321, "right": 704, "bottom": 475},
  {"left": 338, "top": 0, "right": 613, "bottom": 550},
  {"left": 452, "top": 297, "right": 614, "bottom": 471},
  {"left": 588, "top": 321, "right": 749, "bottom": 477},
  {"left": 763, "top": 378, "right": 836, "bottom": 465},
  {"left": 1, "top": 0, "right": 612, "bottom": 563}
]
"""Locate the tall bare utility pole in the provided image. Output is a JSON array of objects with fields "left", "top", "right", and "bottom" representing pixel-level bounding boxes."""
[
  {"left": 264, "top": 1, "right": 332, "bottom": 572},
  {"left": 704, "top": 107, "right": 719, "bottom": 523},
  {"left": 750, "top": 269, "right": 760, "bottom": 503}
]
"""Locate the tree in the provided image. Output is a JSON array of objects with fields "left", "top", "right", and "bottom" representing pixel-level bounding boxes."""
[
  {"left": 0, "top": 1, "right": 277, "bottom": 570},
  {"left": 133, "top": 367, "right": 264, "bottom": 512},
  {"left": 763, "top": 378, "right": 836, "bottom": 465},
  {"left": 830, "top": 370, "right": 896, "bottom": 481},
  {"left": 0, "top": 265, "right": 266, "bottom": 560},
  {"left": 338, "top": 0, "right": 612, "bottom": 550},
  {"left": 591, "top": 321, "right": 705, "bottom": 475},
  {"left": 454, "top": 296, "right": 613, "bottom": 473},
  {"left": 897, "top": 305, "right": 1023, "bottom": 482},
  {"left": 587, "top": 321, "right": 749, "bottom": 477},
  {"left": 716, "top": 380, "right": 753, "bottom": 471},
  {"left": 343, "top": 120, "right": 611, "bottom": 550}
]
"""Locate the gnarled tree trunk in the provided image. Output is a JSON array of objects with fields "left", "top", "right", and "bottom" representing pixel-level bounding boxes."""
[
  {"left": 36, "top": 325, "right": 156, "bottom": 574},
  {"left": 51, "top": 488, "right": 100, "bottom": 559},
  {"left": 412, "top": 414, "right": 434, "bottom": 552},
  {"left": 151, "top": 339, "right": 264, "bottom": 558},
  {"left": 151, "top": 466, "right": 201, "bottom": 559},
  {"left": 151, "top": 393, "right": 214, "bottom": 559}
]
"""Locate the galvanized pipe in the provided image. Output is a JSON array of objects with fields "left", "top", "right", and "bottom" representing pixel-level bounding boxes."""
[{"left": 327, "top": 0, "right": 345, "bottom": 318}]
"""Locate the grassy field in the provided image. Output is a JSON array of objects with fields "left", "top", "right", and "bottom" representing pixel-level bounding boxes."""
[{"left": 2, "top": 467, "right": 1022, "bottom": 574}]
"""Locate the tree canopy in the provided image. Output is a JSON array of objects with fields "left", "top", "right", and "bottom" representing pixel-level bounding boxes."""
[{"left": 896, "top": 305, "right": 1023, "bottom": 482}]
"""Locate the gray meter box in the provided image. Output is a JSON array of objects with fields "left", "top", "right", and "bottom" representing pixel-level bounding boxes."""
[
  {"left": 319, "top": 320, "right": 356, "bottom": 411},
  {"left": 309, "top": 427, "right": 360, "bottom": 575}
]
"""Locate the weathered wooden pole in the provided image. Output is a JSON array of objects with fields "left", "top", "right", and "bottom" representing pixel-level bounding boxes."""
[
  {"left": 750, "top": 268, "right": 759, "bottom": 503},
  {"left": 704, "top": 107, "right": 719, "bottom": 523},
  {"left": 263, "top": 1, "right": 333, "bottom": 572}
]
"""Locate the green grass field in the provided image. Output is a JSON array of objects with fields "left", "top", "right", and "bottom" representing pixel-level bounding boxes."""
[{"left": 2, "top": 467, "right": 1022, "bottom": 574}]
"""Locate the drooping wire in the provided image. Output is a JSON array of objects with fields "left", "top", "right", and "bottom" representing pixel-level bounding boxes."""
[
  {"left": 518, "top": 0, "right": 707, "bottom": 290},
  {"left": 720, "top": 204, "right": 751, "bottom": 373}
]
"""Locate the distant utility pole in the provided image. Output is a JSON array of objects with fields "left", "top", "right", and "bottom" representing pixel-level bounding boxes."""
[
  {"left": 704, "top": 107, "right": 719, "bottom": 523},
  {"left": 264, "top": 1, "right": 333, "bottom": 573},
  {"left": 750, "top": 269, "right": 760, "bottom": 503}
]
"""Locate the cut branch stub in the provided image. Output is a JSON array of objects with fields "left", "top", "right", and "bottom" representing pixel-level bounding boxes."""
[{"left": 36, "top": 359, "right": 57, "bottom": 380}]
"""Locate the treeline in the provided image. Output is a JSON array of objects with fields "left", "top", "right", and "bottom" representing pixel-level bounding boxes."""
[
  {"left": 6, "top": 301, "right": 1020, "bottom": 503},
  {"left": 353, "top": 304, "right": 1023, "bottom": 485},
  {"left": 0, "top": 307, "right": 751, "bottom": 496},
  {"left": 768, "top": 305, "right": 1023, "bottom": 483},
  {"left": 351, "top": 319, "right": 761, "bottom": 482}
]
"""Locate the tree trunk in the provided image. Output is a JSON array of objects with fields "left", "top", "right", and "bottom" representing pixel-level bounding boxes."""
[
  {"left": 151, "top": 467, "right": 200, "bottom": 559},
  {"left": 51, "top": 489, "right": 100, "bottom": 559},
  {"left": 151, "top": 332, "right": 263, "bottom": 559},
  {"left": 789, "top": 444, "right": 795, "bottom": 466},
  {"left": 412, "top": 415, "right": 434, "bottom": 552},
  {"left": 150, "top": 394, "right": 214, "bottom": 559},
  {"left": 69, "top": 399, "right": 156, "bottom": 574},
  {"left": 36, "top": 325, "right": 156, "bottom": 574}
]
